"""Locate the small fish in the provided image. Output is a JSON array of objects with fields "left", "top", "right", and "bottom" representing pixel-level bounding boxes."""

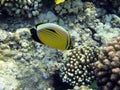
[
  {"left": 30, "top": 23, "right": 73, "bottom": 50},
  {"left": 55, "top": 0, "right": 65, "bottom": 5}
]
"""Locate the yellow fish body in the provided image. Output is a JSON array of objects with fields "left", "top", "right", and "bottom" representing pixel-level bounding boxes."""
[
  {"left": 55, "top": 0, "right": 65, "bottom": 5},
  {"left": 30, "top": 23, "right": 73, "bottom": 50}
]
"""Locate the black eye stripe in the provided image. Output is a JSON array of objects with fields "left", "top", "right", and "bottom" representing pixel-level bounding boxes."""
[{"left": 30, "top": 28, "right": 44, "bottom": 44}]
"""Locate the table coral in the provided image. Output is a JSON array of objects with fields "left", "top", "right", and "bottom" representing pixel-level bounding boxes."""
[{"left": 94, "top": 37, "right": 120, "bottom": 90}]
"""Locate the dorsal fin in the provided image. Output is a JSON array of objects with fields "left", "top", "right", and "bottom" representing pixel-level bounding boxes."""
[{"left": 35, "top": 22, "right": 45, "bottom": 28}]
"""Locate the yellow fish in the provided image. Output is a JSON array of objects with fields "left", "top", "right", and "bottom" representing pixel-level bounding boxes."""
[
  {"left": 30, "top": 23, "right": 73, "bottom": 50},
  {"left": 55, "top": 0, "right": 65, "bottom": 5}
]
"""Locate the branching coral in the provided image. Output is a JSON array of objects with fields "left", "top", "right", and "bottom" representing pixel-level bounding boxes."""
[
  {"left": 94, "top": 37, "right": 120, "bottom": 90},
  {"left": 0, "top": 0, "right": 42, "bottom": 18},
  {"left": 60, "top": 46, "right": 100, "bottom": 87}
]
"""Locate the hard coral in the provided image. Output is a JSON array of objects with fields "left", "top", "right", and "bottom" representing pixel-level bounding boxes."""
[
  {"left": 60, "top": 46, "right": 100, "bottom": 87},
  {"left": 83, "top": 2, "right": 95, "bottom": 11},
  {"left": 69, "top": 85, "right": 93, "bottom": 90},
  {"left": 94, "top": 37, "right": 120, "bottom": 90},
  {"left": 0, "top": 0, "right": 42, "bottom": 18},
  {"left": 54, "top": 0, "right": 83, "bottom": 16},
  {"left": 83, "top": 0, "right": 120, "bottom": 15}
]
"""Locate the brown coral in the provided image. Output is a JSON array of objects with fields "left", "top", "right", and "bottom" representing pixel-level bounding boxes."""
[{"left": 94, "top": 37, "right": 120, "bottom": 90}]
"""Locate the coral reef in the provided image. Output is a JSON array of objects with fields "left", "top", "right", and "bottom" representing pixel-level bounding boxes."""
[
  {"left": 54, "top": 0, "right": 83, "bottom": 16},
  {"left": 82, "top": 9, "right": 120, "bottom": 45},
  {"left": 0, "top": 0, "right": 119, "bottom": 47},
  {"left": 83, "top": 2, "right": 95, "bottom": 11},
  {"left": 0, "top": 49, "right": 20, "bottom": 90},
  {"left": 0, "top": 0, "right": 120, "bottom": 89},
  {"left": 82, "top": 0, "right": 120, "bottom": 15},
  {"left": 34, "top": 11, "right": 58, "bottom": 23},
  {"left": 55, "top": 1, "right": 120, "bottom": 47},
  {"left": 0, "top": 28, "right": 63, "bottom": 90},
  {"left": 60, "top": 46, "right": 100, "bottom": 87},
  {"left": 0, "top": 0, "right": 42, "bottom": 18},
  {"left": 94, "top": 37, "right": 120, "bottom": 90}
]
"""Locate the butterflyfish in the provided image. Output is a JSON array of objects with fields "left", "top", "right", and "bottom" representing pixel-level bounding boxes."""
[
  {"left": 30, "top": 23, "right": 73, "bottom": 50},
  {"left": 55, "top": 0, "right": 65, "bottom": 5}
]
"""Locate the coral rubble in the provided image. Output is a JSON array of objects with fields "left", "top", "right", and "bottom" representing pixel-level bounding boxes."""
[
  {"left": 94, "top": 37, "right": 120, "bottom": 90},
  {"left": 60, "top": 46, "right": 100, "bottom": 87}
]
